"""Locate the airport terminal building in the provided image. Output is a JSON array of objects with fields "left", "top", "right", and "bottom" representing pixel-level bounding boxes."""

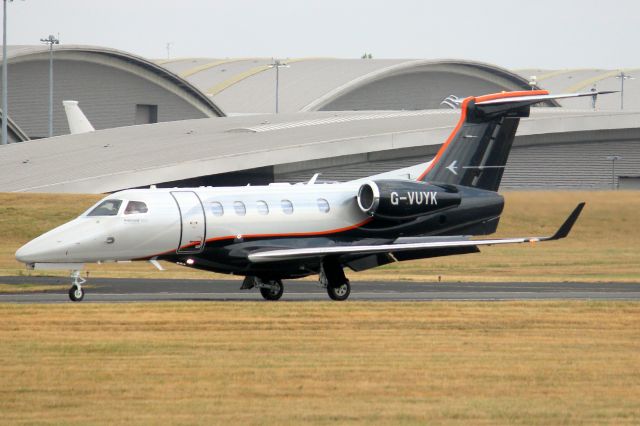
[{"left": 0, "top": 45, "right": 638, "bottom": 192}]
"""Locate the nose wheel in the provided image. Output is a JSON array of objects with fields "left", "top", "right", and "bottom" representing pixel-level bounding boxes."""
[
  {"left": 69, "top": 284, "right": 85, "bottom": 302},
  {"left": 68, "top": 270, "right": 86, "bottom": 302}
]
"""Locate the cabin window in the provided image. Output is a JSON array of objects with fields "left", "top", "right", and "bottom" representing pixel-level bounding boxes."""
[
  {"left": 257, "top": 200, "right": 269, "bottom": 215},
  {"left": 281, "top": 199, "right": 294, "bottom": 215},
  {"left": 317, "top": 198, "right": 330, "bottom": 213},
  {"left": 210, "top": 202, "right": 224, "bottom": 216},
  {"left": 234, "top": 201, "right": 246, "bottom": 216},
  {"left": 124, "top": 201, "right": 148, "bottom": 215},
  {"left": 87, "top": 199, "right": 122, "bottom": 216}
]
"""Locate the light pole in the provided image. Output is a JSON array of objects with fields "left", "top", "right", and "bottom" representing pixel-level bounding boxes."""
[
  {"left": 166, "top": 42, "right": 173, "bottom": 59},
  {"left": 40, "top": 34, "right": 59, "bottom": 138},
  {"left": 269, "top": 59, "right": 289, "bottom": 113},
  {"left": 615, "top": 71, "right": 634, "bottom": 110},
  {"left": 2, "top": 0, "right": 16, "bottom": 145},
  {"left": 606, "top": 155, "right": 622, "bottom": 190}
]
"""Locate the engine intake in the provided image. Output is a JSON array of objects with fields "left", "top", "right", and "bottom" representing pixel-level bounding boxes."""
[{"left": 357, "top": 180, "right": 461, "bottom": 219}]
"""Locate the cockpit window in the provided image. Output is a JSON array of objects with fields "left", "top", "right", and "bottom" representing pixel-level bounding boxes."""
[
  {"left": 87, "top": 199, "right": 123, "bottom": 216},
  {"left": 124, "top": 201, "right": 148, "bottom": 215}
]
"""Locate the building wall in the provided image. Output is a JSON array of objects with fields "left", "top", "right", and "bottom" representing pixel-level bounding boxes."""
[
  {"left": 274, "top": 139, "right": 640, "bottom": 190},
  {"left": 503, "top": 139, "right": 640, "bottom": 189},
  {"left": 3, "top": 59, "right": 208, "bottom": 139},
  {"left": 320, "top": 71, "right": 509, "bottom": 111}
]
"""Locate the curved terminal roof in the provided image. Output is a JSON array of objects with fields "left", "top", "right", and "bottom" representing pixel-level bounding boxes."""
[
  {"left": 1, "top": 108, "right": 637, "bottom": 193},
  {"left": 516, "top": 68, "right": 640, "bottom": 110},
  {"left": 1, "top": 45, "right": 225, "bottom": 138},
  {"left": 157, "top": 58, "right": 557, "bottom": 114}
]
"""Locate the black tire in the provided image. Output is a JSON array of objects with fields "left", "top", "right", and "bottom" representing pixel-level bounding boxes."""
[
  {"left": 68, "top": 285, "right": 85, "bottom": 302},
  {"left": 327, "top": 280, "right": 350, "bottom": 301},
  {"left": 259, "top": 280, "right": 284, "bottom": 301}
]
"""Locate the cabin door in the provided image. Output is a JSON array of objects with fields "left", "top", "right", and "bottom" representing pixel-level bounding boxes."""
[{"left": 171, "top": 191, "right": 206, "bottom": 254}]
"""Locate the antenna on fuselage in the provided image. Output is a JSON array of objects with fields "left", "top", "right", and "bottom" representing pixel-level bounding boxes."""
[{"left": 308, "top": 173, "right": 321, "bottom": 185}]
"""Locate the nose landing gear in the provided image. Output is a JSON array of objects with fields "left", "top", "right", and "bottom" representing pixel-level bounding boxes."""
[{"left": 68, "top": 270, "right": 86, "bottom": 302}]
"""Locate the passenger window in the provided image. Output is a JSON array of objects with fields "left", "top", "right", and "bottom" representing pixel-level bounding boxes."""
[
  {"left": 234, "top": 201, "right": 246, "bottom": 216},
  {"left": 257, "top": 200, "right": 269, "bottom": 215},
  {"left": 281, "top": 199, "right": 294, "bottom": 215},
  {"left": 87, "top": 199, "right": 122, "bottom": 216},
  {"left": 124, "top": 201, "right": 148, "bottom": 215},
  {"left": 210, "top": 202, "right": 224, "bottom": 216},
  {"left": 317, "top": 198, "right": 330, "bottom": 213}
]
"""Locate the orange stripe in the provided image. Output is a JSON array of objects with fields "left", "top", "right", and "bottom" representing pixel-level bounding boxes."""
[
  {"left": 416, "top": 97, "right": 470, "bottom": 181},
  {"left": 139, "top": 217, "right": 375, "bottom": 259},
  {"left": 203, "top": 217, "right": 374, "bottom": 243},
  {"left": 416, "top": 90, "right": 550, "bottom": 182},
  {"left": 475, "top": 89, "right": 548, "bottom": 103}
]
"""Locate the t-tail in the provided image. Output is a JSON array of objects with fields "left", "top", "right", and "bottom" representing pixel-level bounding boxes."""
[{"left": 417, "top": 90, "right": 615, "bottom": 191}]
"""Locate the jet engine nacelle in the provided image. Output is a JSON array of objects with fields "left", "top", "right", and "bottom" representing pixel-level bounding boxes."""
[{"left": 357, "top": 180, "right": 461, "bottom": 219}]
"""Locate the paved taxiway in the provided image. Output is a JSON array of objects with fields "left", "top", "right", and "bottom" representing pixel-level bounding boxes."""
[{"left": 1, "top": 276, "right": 640, "bottom": 303}]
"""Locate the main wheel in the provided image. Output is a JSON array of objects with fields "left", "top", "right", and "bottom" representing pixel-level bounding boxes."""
[
  {"left": 327, "top": 280, "right": 350, "bottom": 301},
  {"left": 68, "top": 285, "right": 85, "bottom": 302},
  {"left": 259, "top": 280, "right": 284, "bottom": 301}
]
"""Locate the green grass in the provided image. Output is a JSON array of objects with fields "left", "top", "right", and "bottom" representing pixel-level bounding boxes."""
[{"left": 1, "top": 191, "right": 639, "bottom": 282}]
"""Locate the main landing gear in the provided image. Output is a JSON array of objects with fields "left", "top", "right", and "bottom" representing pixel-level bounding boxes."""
[
  {"left": 68, "top": 270, "right": 86, "bottom": 302},
  {"left": 242, "top": 259, "right": 352, "bottom": 302},
  {"left": 241, "top": 276, "right": 284, "bottom": 301},
  {"left": 320, "top": 259, "right": 351, "bottom": 301}
]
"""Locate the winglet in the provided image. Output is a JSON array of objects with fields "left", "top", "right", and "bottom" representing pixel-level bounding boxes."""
[{"left": 548, "top": 202, "right": 586, "bottom": 240}]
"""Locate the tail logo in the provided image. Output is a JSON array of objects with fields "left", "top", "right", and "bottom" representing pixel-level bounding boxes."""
[{"left": 446, "top": 160, "right": 459, "bottom": 175}]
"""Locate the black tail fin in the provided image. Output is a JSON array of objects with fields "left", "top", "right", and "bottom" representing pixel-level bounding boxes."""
[
  {"left": 416, "top": 90, "right": 616, "bottom": 191},
  {"left": 417, "top": 90, "right": 551, "bottom": 191}
]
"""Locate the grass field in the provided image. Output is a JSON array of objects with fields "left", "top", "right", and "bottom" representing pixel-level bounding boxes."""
[
  {"left": 0, "top": 301, "right": 639, "bottom": 424},
  {"left": 1, "top": 191, "right": 638, "bottom": 282}
]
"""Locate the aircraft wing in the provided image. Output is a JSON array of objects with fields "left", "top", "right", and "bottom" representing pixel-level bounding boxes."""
[{"left": 248, "top": 203, "right": 585, "bottom": 263}]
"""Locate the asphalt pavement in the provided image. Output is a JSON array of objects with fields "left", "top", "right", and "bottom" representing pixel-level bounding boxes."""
[{"left": 1, "top": 276, "right": 639, "bottom": 303}]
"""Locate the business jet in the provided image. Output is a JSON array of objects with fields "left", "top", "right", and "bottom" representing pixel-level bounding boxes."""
[{"left": 16, "top": 90, "right": 605, "bottom": 302}]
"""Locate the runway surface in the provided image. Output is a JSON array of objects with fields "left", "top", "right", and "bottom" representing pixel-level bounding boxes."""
[{"left": 1, "top": 276, "right": 640, "bottom": 303}]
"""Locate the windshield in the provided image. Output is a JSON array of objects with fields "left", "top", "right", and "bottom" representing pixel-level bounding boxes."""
[
  {"left": 124, "top": 201, "right": 148, "bottom": 215},
  {"left": 87, "top": 199, "right": 123, "bottom": 216}
]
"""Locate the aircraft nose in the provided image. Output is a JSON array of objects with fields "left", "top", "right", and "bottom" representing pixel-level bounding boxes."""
[
  {"left": 15, "top": 236, "right": 65, "bottom": 264},
  {"left": 15, "top": 241, "right": 38, "bottom": 264}
]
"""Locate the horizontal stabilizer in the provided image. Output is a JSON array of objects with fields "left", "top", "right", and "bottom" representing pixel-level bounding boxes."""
[
  {"left": 248, "top": 203, "right": 586, "bottom": 263},
  {"left": 475, "top": 91, "right": 617, "bottom": 106}
]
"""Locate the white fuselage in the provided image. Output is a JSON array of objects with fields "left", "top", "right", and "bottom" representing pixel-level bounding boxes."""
[{"left": 15, "top": 182, "right": 370, "bottom": 265}]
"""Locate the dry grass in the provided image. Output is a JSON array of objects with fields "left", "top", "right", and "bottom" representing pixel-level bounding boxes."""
[
  {"left": 1, "top": 191, "right": 639, "bottom": 282},
  {"left": 0, "top": 301, "right": 638, "bottom": 424}
]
